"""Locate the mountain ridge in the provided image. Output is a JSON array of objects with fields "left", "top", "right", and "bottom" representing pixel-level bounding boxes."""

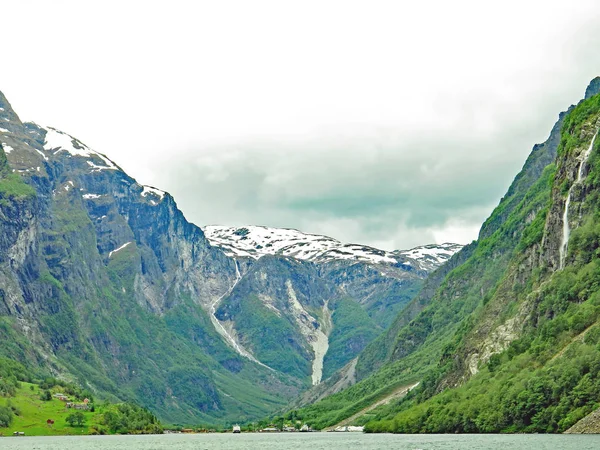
[{"left": 203, "top": 224, "right": 462, "bottom": 270}]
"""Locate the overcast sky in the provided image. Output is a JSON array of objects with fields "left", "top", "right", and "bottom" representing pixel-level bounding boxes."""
[{"left": 2, "top": 1, "right": 600, "bottom": 249}]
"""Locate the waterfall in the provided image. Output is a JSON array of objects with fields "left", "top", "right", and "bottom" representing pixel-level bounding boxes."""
[
  {"left": 559, "top": 195, "right": 571, "bottom": 269},
  {"left": 559, "top": 131, "right": 598, "bottom": 269}
]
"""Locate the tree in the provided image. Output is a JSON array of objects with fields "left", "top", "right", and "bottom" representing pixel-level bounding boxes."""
[
  {"left": 0, "top": 405, "right": 14, "bottom": 428},
  {"left": 66, "top": 411, "right": 86, "bottom": 427},
  {"left": 40, "top": 389, "right": 52, "bottom": 401}
]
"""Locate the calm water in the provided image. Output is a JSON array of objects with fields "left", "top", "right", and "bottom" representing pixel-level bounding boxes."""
[{"left": 1, "top": 433, "right": 600, "bottom": 450}]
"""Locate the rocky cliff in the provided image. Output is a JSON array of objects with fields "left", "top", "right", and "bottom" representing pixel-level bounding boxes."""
[
  {"left": 0, "top": 91, "right": 309, "bottom": 424},
  {"left": 0, "top": 89, "right": 459, "bottom": 424},
  {"left": 205, "top": 226, "right": 461, "bottom": 383}
]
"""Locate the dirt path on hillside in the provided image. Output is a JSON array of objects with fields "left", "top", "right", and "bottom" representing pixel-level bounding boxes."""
[
  {"left": 324, "top": 381, "right": 420, "bottom": 430},
  {"left": 550, "top": 323, "right": 597, "bottom": 363}
]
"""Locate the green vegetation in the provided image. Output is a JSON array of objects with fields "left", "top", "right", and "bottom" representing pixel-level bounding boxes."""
[
  {"left": 0, "top": 146, "right": 36, "bottom": 201},
  {"left": 289, "top": 88, "right": 600, "bottom": 433},
  {"left": 360, "top": 90, "right": 600, "bottom": 433},
  {"left": 219, "top": 293, "right": 311, "bottom": 380},
  {"left": 0, "top": 357, "right": 162, "bottom": 436},
  {"left": 65, "top": 411, "right": 86, "bottom": 427},
  {"left": 0, "top": 405, "right": 13, "bottom": 427},
  {"left": 366, "top": 261, "right": 600, "bottom": 432},
  {"left": 323, "top": 298, "right": 381, "bottom": 379},
  {"left": 100, "top": 403, "right": 162, "bottom": 434},
  {"left": 0, "top": 173, "right": 36, "bottom": 200}
]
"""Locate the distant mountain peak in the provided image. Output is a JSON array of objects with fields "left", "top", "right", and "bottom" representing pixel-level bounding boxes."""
[
  {"left": 203, "top": 225, "right": 462, "bottom": 271},
  {"left": 585, "top": 76, "right": 600, "bottom": 100},
  {"left": 0, "top": 91, "right": 18, "bottom": 120}
]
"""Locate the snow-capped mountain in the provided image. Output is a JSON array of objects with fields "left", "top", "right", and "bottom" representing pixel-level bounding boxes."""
[{"left": 203, "top": 225, "right": 463, "bottom": 271}]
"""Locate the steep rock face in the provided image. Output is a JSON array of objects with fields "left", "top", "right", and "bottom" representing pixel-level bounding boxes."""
[
  {"left": 378, "top": 80, "right": 600, "bottom": 399},
  {"left": 585, "top": 76, "right": 600, "bottom": 100},
  {"left": 317, "top": 259, "right": 425, "bottom": 329},
  {"left": 206, "top": 228, "right": 462, "bottom": 385},
  {"left": 542, "top": 117, "right": 600, "bottom": 271},
  {"left": 214, "top": 256, "right": 383, "bottom": 384},
  {"left": 449, "top": 85, "right": 600, "bottom": 388},
  {"left": 444, "top": 81, "right": 600, "bottom": 382},
  {"left": 216, "top": 256, "right": 336, "bottom": 381},
  {"left": 382, "top": 80, "right": 600, "bottom": 386},
  {"left": 355, "top": 241, "right": 477, "bottom": 380},
  {"left": 0, "top": 93, "right": 299, "bottom": 424}
]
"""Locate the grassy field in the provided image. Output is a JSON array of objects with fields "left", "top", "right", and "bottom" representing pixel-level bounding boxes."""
[{"left": 0, "top": 382, "right": 101, "bottom": 436}]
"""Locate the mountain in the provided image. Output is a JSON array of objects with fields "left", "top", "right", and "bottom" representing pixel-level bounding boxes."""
[
  {"left": 203, "top": 225, "right": 462, "bottom": 381},
  {"left": 290, "top": 77, "right": 600, "bottom": 433},
  {"left": 0, "top": 92, "right": 303, "bottom": 425},
  {"left": 203, "top": 225, "right": 460, "bottom": 270},
  {"left": 202, "top": 226, "right": 461, "bottom": 383},
  {"left": 0, "top": 89, "right": 459, "bottom": 425}
]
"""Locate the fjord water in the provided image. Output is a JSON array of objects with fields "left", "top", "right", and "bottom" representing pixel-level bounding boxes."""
[{"left": 2, "top": 434, "right": 600, "bottom": 450}]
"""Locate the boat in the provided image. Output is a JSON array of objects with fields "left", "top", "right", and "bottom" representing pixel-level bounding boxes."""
[{"left": 232, "top": 424, "right": 241, "bottom": 433}]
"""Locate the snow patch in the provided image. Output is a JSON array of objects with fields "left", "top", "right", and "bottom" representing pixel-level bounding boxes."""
[
  {"left": 204, "top": 225, "right": 462, "bottom": 269},
  {"left": 109, "top": 242, "right": 132, "bottom": 258},
  {"left": 397, "top": 244, "right": 460, "bottom": 260},
  {"left": 83, "top": 193, "right": 102, "bottom": 199},
  {"left": 141, "top": 185, "right": 166, "bottom": 200},
  {"left": 2, "top": 144, "right": 13, "bottom": 153},
  {"left": 35, "top": 148, "right": 49, "bottom": 161},
  {"left": 43, "top": 127, "right": 118, "bottom": 171},
  {"left": 0, "top": 127, "right": 9, "bottom": 133},
  {"left": 320, "top": 244, "right": 396, "bottom": 264},
  {"left": 86, "top": 160, "right": 113, "bottom": 172}
]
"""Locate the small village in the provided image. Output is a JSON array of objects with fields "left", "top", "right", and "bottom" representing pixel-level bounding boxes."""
[
  {"left": 52, "top": 393, "right": 91, "bottom": 411},
  {"left": 7, "top": 392, "right": 93, "bottom": 437},
  {"left": 163, "top": 424, "right": 364, "bottom": 434}
]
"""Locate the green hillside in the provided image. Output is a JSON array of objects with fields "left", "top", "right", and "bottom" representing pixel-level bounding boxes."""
[
  {"left": 363, "top": 82, "right": 600, "bottom": 434},
  {"left": 285, "top": 80, "right": 600, "bottom": 433},
  {"left": 0, "top": 358, "right": 162, "bottom": 436}
]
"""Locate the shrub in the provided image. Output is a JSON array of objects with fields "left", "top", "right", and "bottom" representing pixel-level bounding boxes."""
[{"left": 0, "top": 405, "right": 14, "bottom": 427}]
